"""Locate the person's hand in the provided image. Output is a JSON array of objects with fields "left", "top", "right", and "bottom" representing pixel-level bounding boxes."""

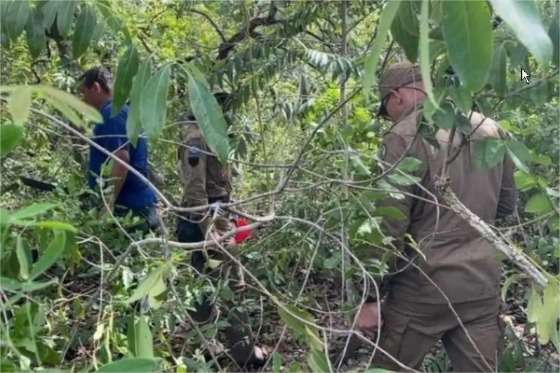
[{"left": 356, "top": 302, "right": 382, "bottom": 335}]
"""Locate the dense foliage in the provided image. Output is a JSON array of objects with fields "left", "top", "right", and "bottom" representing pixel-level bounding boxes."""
[{"left": 0, "top": 0, "right": 559, "bottom": 371}]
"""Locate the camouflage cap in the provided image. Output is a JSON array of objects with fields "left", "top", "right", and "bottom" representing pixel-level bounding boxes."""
[{"left": 377, "top": 61, "right": 422, "bottom": 116}]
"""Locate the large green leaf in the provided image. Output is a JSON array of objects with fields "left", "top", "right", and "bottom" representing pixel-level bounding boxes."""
[
  {"left": 7, "top": 203, "right": 57, "bottom": 224},
  {"left": 112, "top": 46, "right": 140, "bottom": 116},
  {"left": 140, "top": 65, "right": 171, "bottom": 140},
  {"left": 30, "top": 231, "right": 66, "bottom": 279},
  {"left": 16, "top": 236, "right": 30, "bottom": 280},
  {"left": 525, "top": 193, "right": 553, "bottom": 215},
  {"left": 127, "top": 265, "right": 167, "bottom": 304},
  {"left": 128, "top": 316, "right": 154, "bottom": 358},
  {"left": 72, "top": 4, "right": 97, "bottom": 59},
  {"left": 549, "top": 7, "right": 559, "bottom": 67},
  {"left": 38, "top": 85, "right": 102, "bottom": 125},
  {"left": 25, "top": 6, "right": 46, "bottom": 59},
  {"left": 390, "top": 1, "right": 419, "bottom": 62},
  {"left": 0, "top": 123, "right": 24, "bottom": 157},
  {"left": 55, "top": 0, "right": 76, "bottom": 37},
  {"left": 97, "top": 358, "right": 159, "bottom": 372},
  {"left": 442, "top": 0, "right": 493, "bottom": 92},
  {"left": 362, "top": 0, "right": 400, "bottom": 96},
  {"left": 489, "top": 0, "right": 552, "bottom": 64},
  {"left": 127, "top": 61, "right": 151, "bottom": 146},
  {"left": 491, "top": 44, "right": 507, "bottom": 97},
  {"left": 186, "top": 65, "right": 230, "bottom": 163},
  {"left": 473, "top": 138, "right": 506, "bottom": 170},
  {"left": 418, "top": 0, "right": 437, "bottom": 108},
  {"left": 506, "top": 140, "right": 531, "bottom": 173},
  {"left": 7, "top": 86, "right": 31, "bottom": 125},
  {"left": 4, "top": 0, "right": 30, "bottom": 41}
]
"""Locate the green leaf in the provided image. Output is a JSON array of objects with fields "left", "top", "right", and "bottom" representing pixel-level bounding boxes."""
[
  {"left": 536, "top": 281, "right": 560, "bottom": 345},
  {"left": 307, "top": 348, "right": 330, "bottom": 373},
  {"left": 549, "top": 7, "right": 559, "bottom": 67},
  {"left": 33, "top": 220, "right": 77, "bottom": 232},
  {"left": 30, "top": 231, "right": 66, "bottom": 279},
  {"left": 9, "top": 203, "right": 57, "bottom": 223},
  {"left": 397, "top": 157, "right": 423, "bottom": 173},
  {"left": 442, "top": 0, "right": 493, "bottom": 92},
  {"left": 132, "top": 316, "right": 154, "bottom": 358},
  {"left": 418, "top": 0, "right": 438, "bottom": 108},
  {"left": 140, "top": 65, "right": 171, "bottom": 140},
  {"left": 375, "top": 207, "right": 406, "bottom": 221},
  {"left": 7, "top": 86, "right": 31, "bottom": 125},
  {"left": 38, "top": 85, "right": 102, "bottom": 125},
  {"left": 186, "top": 65, "right": 230, "bottom": 163},
  {"left": 473, "top": 138, "right": 506, "bottom": 170},
  {"left": 489, "top": 0, "right": 553, "bottom": 64},
  {"left": 112, "top": 46, "right": 139, "bottom": 116},
  {"left": 278, "top": 303, "right": 315, "bottom": 337},
  {"left": 506, "top": 141, "right": 531, "bottom": 173},
  {"left": 432, "top": 102, "right": 455, "bottom": 129},
  {"left": 0, "top": 123, "right": 24, "bottom": 157},
  {"left": 272, "top": 352, "right": 282, "bottom": 373},
  {"left": 390, "top": 1, "right": 419, "bottom": 62},
  {"left": 127, "top": 265, "right": 167, "bottom": 304},
  {"left": 55, "top": 0, "right": 76, "bottom": 37},
  {"left": 72, "top": 4, "right": 97, "bottom": 58},
  {"left": 514, "top": 170, "right": 537, "bottom": 191},
  {"left": 449, "top": 85, "right": 471, "bottom": 113},
  {"left": 525, "top": 193, "right": 553, "bottom": 215},
  {"left": 362, "top": 0, "right": 400, "bottom": 95},
  {"left": 491, "top": 44, "right": 507, "bottom": 97},
  {"left": 97, "top": 358, "right": 159, "bottom": 373},
  {"left": 4, "top": 0, "right": 30, "bottom": 41},
  {"left": 25, "top": 6, "right": 46, "bottom": 59},
  {"left": 127, "top": 61, "right": 151, "bottom": 146},
  {"left": 16, "top": 236, "right": 30, "bottom": 280}
]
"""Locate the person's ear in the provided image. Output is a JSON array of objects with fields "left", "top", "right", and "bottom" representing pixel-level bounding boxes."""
[
  {"left": 92, "top": 82, "right": 102, "bottom": 94},
  {"left": 390, "top": 89, "right": 402, "bottom": 105}
]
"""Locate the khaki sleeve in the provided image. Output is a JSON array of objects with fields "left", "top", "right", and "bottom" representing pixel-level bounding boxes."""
[
  {"left": 181, "top": 138, "right": 210, "bottom": 232},
  {"left": 496, "top": 154, "right": 517, "bottom": 219},
  {"left": 366, "top": 132, "right": 428, "bottom": 301}
]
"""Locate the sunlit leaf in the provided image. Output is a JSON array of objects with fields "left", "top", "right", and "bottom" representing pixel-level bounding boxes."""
[
  {"left": 112, "top": 45, "right": 139, "bottom": 116},
  {"left": 55, "top": 0, "right": 76, "bottom": 37},
  {"left": 140, "top": 65, "right": 171, "bottom": 140},
  {"left": 418, "top": 0, "right": 438, "bottom": 108},
  {"left": 16, "top": 236, "right": 30, "bottom": 280},
  {"left": 8, "top": 203, "right": 57, "bottom": 223},
  {"left": 127, "top": 61, "right": 151, "bottom": 146},
  {"left": 127, "top": 265, "right": 168, "bottom": 304},
  {"left": 186, "top": 64, "right": 230, "bottom": 163},
  {"left": 7, "top": 86, "right": 31, "bottom": 125},
  {"left": 525, "top": 193, "right": 553, "bottom": 215},
  {"left": 442, "top": 0, "right": 492, "bottom": 92},
  {"left": 489, "top": 0, "right": 552, "bottom": 64},
  {"left": 38, "top": 85, "right": 102, "bottom": 125},
  {"left": 25, "top": 6, "right": 46, "bottom": 59},
  {"left": 362, "top": 0, "right": 400, "bottom": 96},
  {"left": 0, "top": 123, "right": 24, "bottom": 157},
  {"left": 97, "top": 358, "right": 159, "bottom": 372},
  {"left": 506, "top": 140, "right": 531, "bottom": 173},
  {"left": 4, "top": 0, "right": 30, "bottom": 41},
  {"left": 132, "top": 316, "right": 154, "bottom": 358},
  {"left": 72, "top": 4, "right": 97, "bottom": 58},
  {"left": 30, "top": 231, "right": 66, "bottom": 279}
]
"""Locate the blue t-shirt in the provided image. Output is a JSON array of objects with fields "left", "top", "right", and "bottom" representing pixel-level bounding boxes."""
[{"left": 88, "top": 101, "right": 157, "bottom": 209}]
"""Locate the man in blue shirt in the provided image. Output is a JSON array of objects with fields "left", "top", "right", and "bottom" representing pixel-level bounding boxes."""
[{"left": 79, "top": 67, "right": 159, "bottom": 231}]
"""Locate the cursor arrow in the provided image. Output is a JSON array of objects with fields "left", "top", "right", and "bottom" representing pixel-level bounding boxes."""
[{"left": 521, "top": 68, "right": 530, "bottom": 84}]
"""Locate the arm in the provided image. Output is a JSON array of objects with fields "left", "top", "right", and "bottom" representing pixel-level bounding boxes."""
[
  {"left": 496, "top": 154, "right": 517, "bottom": 219},
  {"left": 180, "top": 138, "right": 210, "bottom": 234},
  {"left": 108, "top": 148, "right": 130, "bottom": 210}
]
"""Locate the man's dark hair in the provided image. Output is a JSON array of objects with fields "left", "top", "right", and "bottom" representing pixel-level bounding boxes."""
[{"left": 79, "top": 67, "right": 112, "bottom": 93}]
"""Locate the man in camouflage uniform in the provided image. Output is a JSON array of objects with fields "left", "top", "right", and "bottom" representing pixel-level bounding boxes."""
[
  {"left": 356, "top": 62, "right": 516, "bottom": 371},
  {"left": 176, "top": 93, "right": 263, "bottom": 368}
]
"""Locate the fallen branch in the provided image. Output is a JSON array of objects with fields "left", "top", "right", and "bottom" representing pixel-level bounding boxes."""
[{"left": 439, "top": 184, "right": 549, "bottom": 288}]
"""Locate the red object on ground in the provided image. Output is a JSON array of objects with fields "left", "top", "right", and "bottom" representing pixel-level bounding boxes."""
[{"left": 234, "top": 217, "right": 253, "bottom": 244}]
